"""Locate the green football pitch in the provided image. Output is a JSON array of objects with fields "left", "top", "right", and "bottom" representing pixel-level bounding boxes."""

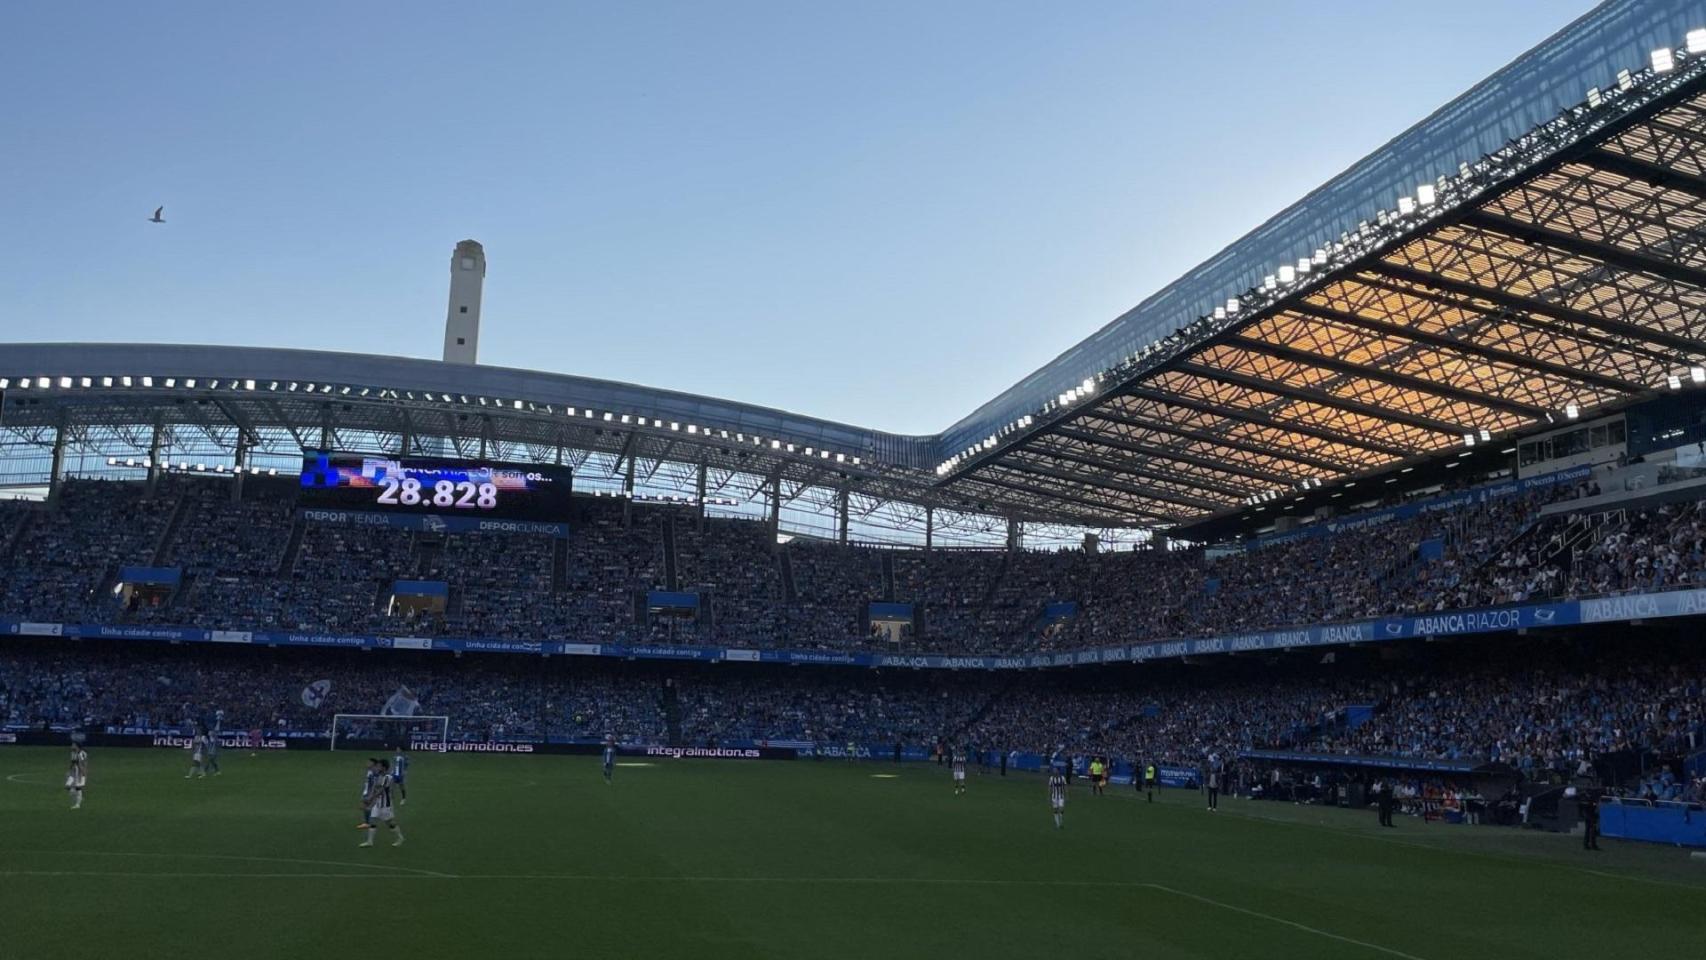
[{"left": 3, "top": 748, "right": 1704, "bottom": 959}]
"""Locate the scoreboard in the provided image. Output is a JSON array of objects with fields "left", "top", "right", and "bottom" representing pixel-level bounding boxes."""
[{"left": 298, "top": 451, "right": 573, "bottom": 523}]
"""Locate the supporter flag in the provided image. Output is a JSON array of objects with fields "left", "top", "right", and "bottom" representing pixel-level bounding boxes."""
[
  {"left": 300, "top": 679, "right": 332, "bottom": 709},
  {"left": 382, "top": 685, "right": 420, "bottom": 717}
]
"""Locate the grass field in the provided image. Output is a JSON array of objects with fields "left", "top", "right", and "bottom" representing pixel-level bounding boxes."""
[{"left": 3, "top": 748, "right": 1704, "bottom": 959}]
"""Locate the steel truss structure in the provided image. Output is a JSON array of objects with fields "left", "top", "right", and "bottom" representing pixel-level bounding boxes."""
[
  {"left": 937, "top": 35, "right": 1706, "bottom": 528},
  {"left": 0, "top": 347, "right": 1101, "bottom": 548}
]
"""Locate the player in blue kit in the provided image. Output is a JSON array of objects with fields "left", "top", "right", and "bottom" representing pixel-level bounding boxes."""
[
  {"left": 602, "top": 736, "right": 616, "bottom": 784},
  {"left": 203, "top": 709, "right": 223, "bottom": 776}
]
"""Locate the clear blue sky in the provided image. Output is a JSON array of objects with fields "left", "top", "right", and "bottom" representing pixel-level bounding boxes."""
[{"left": 2, "top": 0, "right": 1593, "bottom": 435}]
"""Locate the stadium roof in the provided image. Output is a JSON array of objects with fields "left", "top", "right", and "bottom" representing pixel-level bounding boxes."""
[
  {"left": 7, "top": 1, "right": 1706, "bottom": 534},
  {"left": 935, "top": 10, "right": 1706, "bottom": 528},
  {"left": 0, "top": 343, "right": 955, "bottom": 515}
]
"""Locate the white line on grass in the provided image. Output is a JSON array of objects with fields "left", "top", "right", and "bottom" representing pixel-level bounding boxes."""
[
  {"left": 0, "top": 871, "right": 392, "bottom": 879},
  {"left": 4, "top": 773, "right": 48, "bottom": 785},
  {"left": 1210, "top": 804, "right": 1706, "bottom": 894},
  {"left": 1, "top": 850, "right": 455, "bottom": 878},
  {"left": 1144, "top": 883, "right": 1432, "bottom": 960},
  {"left": 0, "top": 871, "right": 1150, "bottom": 885}
]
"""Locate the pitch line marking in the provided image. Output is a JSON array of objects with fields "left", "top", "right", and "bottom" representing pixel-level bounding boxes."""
[
  {"left": 0, "top": 871, "right": 1154, "bottom": 886},
  {"left": 1, "top": 871, "right": 395, "bottom": 879},
  {"left": 3, "top": 850, "right": 455, "bottom": 878},
  {"left": 5, "top": 773, "right": 49, "bottom": 785},
  {"left": 1208, "top": 804, "right": 1706, "bottom": 894},
  {"left": 1144, "top": 883, "right": 1431, "bottom": 960}
]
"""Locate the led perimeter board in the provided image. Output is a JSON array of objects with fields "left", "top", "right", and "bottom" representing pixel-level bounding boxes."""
[{"left": 299, "top": 451, "right": 573, "bottom": 523}]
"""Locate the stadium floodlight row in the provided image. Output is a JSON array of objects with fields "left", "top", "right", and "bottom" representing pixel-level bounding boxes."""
[{"left": 6, "top": 0, "right": 1706, "bottom": 544}]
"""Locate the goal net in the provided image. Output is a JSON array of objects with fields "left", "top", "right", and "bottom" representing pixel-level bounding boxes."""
[{"left": 330, "top": 714, "right": 450, "bottom": 752}]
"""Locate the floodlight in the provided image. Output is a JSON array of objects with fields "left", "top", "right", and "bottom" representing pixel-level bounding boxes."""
[
  {"left": 1653, "top": 48, "right": 1675, "bottom": 73},
  {"left": 1687, "top": 29, "right": 1706, "bottom": 54}
]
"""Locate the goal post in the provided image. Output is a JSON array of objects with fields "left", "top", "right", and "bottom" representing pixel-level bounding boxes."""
[{"left": 329, "top": 714, "right": 450, "bottom": 752}]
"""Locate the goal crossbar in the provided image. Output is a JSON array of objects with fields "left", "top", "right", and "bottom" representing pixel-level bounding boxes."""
[{"left": 329, "top": 714, "right": 450, "bottom": 751}]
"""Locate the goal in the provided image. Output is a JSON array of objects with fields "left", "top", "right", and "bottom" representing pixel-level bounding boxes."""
[{"left": 330, "top": 713, "right": 450, "bottom": 752}]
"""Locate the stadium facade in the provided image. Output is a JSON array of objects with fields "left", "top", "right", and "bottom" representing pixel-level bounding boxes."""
[{"left": 6, "top": 0, "right": 1706, "bottom": 547}]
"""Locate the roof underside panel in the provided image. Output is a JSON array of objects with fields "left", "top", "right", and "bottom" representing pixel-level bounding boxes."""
[{"left": 939, "top": 0, "right": 1704, "bottom": 454}]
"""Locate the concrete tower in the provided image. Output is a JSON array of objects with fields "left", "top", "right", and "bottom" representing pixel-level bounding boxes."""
[{"left": 442, "top": 239, "right": 485, "bottom": 364}]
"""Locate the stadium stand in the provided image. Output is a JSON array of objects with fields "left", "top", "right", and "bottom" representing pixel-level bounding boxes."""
[
  {"left": 9, "top": 6, "right": 1706, "bottom": 837},
  {"left": 3, "top": 630, "right": 1701, "bottom": 789},
  {"left": 0, "top": 472, "right": 1682, "bottom": 652}
]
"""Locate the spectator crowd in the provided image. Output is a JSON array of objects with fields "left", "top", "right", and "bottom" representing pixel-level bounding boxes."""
[
  {"left": 4, "top": 632, "right": 1703, "bottom": 786},
  {"left": 4, "top": 474, "right": 1685, "bottom": 658}
]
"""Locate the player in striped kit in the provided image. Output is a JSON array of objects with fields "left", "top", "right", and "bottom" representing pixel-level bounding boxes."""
[
  {"left": 184, "top": 728, "right": 208, "bottom": 779},
  {"left": 358, "top": 758, "right": 405, "bottom": 848},
  {"left": 951, "top": 749, "right": 967, "bottom": 796},
  {"left": 357, "top": 758, "right": 379, "bottom": 828},
  {"left": 391, "top": 746, "right": 409, "bottom": 805},
  {"left": 65, "top": 745, "right": 88, "bottom": 810},
  {"left": 1048, "top": 770, "right": 1068, "bottom": 830}
]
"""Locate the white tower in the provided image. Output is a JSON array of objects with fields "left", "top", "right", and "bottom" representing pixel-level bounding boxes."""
[{"left": 442, "top": 239, "right": 485, "bottom": 364}]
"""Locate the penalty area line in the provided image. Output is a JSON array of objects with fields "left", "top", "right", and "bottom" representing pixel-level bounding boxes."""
[{"left": 1143, "top": 883, "right": 1431, "bottom": 960}]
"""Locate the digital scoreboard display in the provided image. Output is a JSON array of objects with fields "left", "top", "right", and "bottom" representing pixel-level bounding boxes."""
[{"left": 298, "top": 452, "right": 573, "bottom": 523}]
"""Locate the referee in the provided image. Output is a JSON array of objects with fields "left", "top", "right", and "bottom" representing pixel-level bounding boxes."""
[{"left": 1376, "top": 779, "right": 1395, "bottom": 827}]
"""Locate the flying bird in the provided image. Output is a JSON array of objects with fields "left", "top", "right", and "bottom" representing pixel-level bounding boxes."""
[{"left": 148, "top": 206, "right": 165, "bottom": 223}]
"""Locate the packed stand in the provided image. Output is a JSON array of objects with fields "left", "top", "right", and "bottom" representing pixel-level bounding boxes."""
[{"left": 0, "top": 473, "right": 1667, "bottom": 656}]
